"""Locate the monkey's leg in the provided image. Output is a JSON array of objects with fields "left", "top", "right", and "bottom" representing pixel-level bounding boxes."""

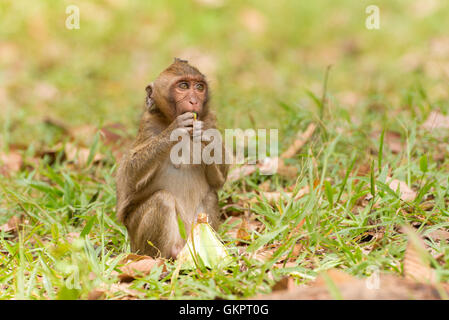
[
  {"left": 129, "top": 190, "right": 186, "bottom": 259},
  {"left": 200, "top": 191, "right": 221, "bottom": 230}
]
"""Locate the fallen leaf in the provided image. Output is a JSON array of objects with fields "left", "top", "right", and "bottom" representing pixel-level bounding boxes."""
[
  {"left": 293, "top": 185, "right": 310, "bottom": 201},
  {"left": 65, "top": 143, "right": 103, "bottom": 166},
  {"left": 0, "top": 215, "right": 22, "bottom": 233},
  {"left": 236, "top": 219, "right": 250, "bottom": 244},
  {"left": 258, "top": 191, "right": 292, "bottom": 203},
  {"left": 252, "top": 271, "right": 447, "bottom": 300},
  {"left": 0, "top": 150, "right": 23, "bottom": 176},
  {"left": 272, "top": 276, "right": 296, "bottom": 292},
  {"left": 118, "top": 255, "right": 165, "bottom": 282},
  {"left": 258, "top": 180, "right": 271, "bottom": 192},
  {"left": 69, "top": 124, "right": 98, "bottom": 147},
  {"left": 100, "top": 123, "right": 127, "bottom": 145},
  {"left": 421, "top": 111, "right": 449, "bottom": 131},
  {"left": 227, "top": 165, "right": 257, "bottom": 182},
  {"left": 281, "top": 123, "right": 316, "bottom": 159},
  {"left": 426, "top": 229, "right": 449, "bottom": 243},
  {"left": 97, "top": 282, "right": 142, "bottom": 299},
  {"left": 291, "top": 243, "right": 303, "bottom": 258},
  {"left": 257, "top": 185, "right": 309, "bottom": 204},
  {"left": 387, "top": 178, "right": 416, "bottom": 202},
  {"left": 403, "top": 226, "right": 437, "bottom": 284},
  {"left": 87, "top": 289, "right": 105, "bottom": 300},
  {"left": 371, "top": 130, "right": 404, "bottom": 154},
  {"left": 99, "top": 123, "right": 131, "bottom": 161},
  {"left": 276, "top": 162, "right": 298, "bottom": 179},
  {"left": 253, "top": 247, "right": 277, "bottom": 262}
]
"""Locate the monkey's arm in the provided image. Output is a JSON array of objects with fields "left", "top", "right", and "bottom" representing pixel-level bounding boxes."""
[
  {"left": 124, "top": 129, "right": 173, "bottom": 189},
  {"left": 204, "top": 141, "right": 229, "bottom": 189},
  {"left": 123, "top": 113, "right": 194, "bottom": 188}
]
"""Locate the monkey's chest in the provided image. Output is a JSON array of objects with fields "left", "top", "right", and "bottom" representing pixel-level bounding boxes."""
[{"left": 154, "top": 163, "right": 209, "bottom": 212}]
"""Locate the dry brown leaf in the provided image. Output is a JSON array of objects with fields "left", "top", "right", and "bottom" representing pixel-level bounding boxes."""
[
  {"left": 100, "top": 123, "right": 131, "bottom": 161},
  {"left": 253, "top": 247, "right": 276, "bottom": 262},
  {"left": 87, "top": 289, "right": 105, "bottom": 300},
  {"left": 371, "top": 130, "right": 404, "bottom": 154},
  {"left": 258, "top": 180, "right": 271, "bottom": 192},
  {"left": 104, "top": 282, "right": 142, "bottom": 299},
  {"left": 276, "top": 162, "right": 298, "bottom": 179},
  {"left": 99, "top": 123, "right": 128, "bottom": 146},
  {"left": 403, "top": 226, "right": 437, "bottom": 284},
  {"left": 355, "top": 162, "right": 371, "bottom": 177},
  {"left": 272, "top": 276, "right": 296, "bottom": 292},
  {"left": 236, "top": 219, "right": 250, "bottom": 244},
  {"left": 0, "top": 150, "right": 23, "bottom": 176},
  {"left": 291, "top": 243, "right": 303, "bottom": 258},
  {"left": 313, "top": 269, "right": 358, "bottom": 287},
  {"left": 0, "top": 215, "right": 22, "bottom": 233},
  {"left": 258, "top": 191, "right": 292, "bottom": 203},
  {"left": 258, "top": 185, "right": 309, "bottom": 204},
  {"left": 281, "top": 123, "right": 316, "bottom": 159},
  {"left": 227, "top": 165, "right": 257, "bottom": 182},
  {"left": 387, "top": 178, "right": 416, "bottom": 202},
  {"left": 69, "top": 124, "right": 98, "bottom": 146},
  {"left": 252, "top": 271, "right": 446, "bottom": 300},
  {"left": 118, "top": 254, "right": 165, "bottom": 282},
  {"left": 421, "top": 111, "right": 449, "bottom": 131},
  {"left": 293, "top": 185, "right": 310, "bottom": 201},
  {"left": 225, "top": 217, "right": 243, "bottom": 238},
  {"left": 65, "top": 143, "right": 103, "bottom": 166},
  {"left": 426, "top": 229, "right": 449, "bottom": 242}
]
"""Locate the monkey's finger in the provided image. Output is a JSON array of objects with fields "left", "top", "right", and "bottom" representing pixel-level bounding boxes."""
[
  {"left": 179, "top": 112, "right": 194, "bottom": 120},
  {"left": 180, "top": 118, "right": 194, "bottom": 127},
  {"left": 176, "top": 127, "right": 192, "bottom": 136}
]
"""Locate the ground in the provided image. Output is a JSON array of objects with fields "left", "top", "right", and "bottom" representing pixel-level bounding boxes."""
[{"left": 0, "top": 0, "right": 448, "bottom": 299}]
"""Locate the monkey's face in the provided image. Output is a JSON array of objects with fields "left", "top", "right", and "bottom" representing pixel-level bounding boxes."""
[
  {"left": 170, "top": 77, "right": 207, "bottom": 116},
  {"left": 147, "top": 59, "right": 209, "bottom": 120}
]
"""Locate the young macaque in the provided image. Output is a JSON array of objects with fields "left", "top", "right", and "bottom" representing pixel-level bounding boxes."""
[{"left": 116, "top": 58, "right": 229, "bottom": 259}]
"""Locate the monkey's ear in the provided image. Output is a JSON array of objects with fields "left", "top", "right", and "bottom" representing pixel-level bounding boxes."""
[{"left": 145, "top": 83, "right": 154, "bottom": 109}]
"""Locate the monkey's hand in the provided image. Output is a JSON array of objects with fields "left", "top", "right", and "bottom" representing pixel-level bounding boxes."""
[{"left": 170, "top": 112, "right": 195, "bottom": 135}]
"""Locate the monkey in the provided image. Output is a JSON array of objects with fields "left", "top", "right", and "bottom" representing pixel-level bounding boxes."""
[{"left": 116, "top": 58, "right": 229, "bottom": 259}]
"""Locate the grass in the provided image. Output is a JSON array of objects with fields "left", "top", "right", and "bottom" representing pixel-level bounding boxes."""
[{"left": 1, "top": 0, "right": 449, "bottom": 299}]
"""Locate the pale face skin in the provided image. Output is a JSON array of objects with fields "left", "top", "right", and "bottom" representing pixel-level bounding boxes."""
[{"left": 171, "top": 77, "right": 207, "bottom": 116}]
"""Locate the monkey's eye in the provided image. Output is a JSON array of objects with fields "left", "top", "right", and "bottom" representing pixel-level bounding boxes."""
[
  {"left": 178, "top": 82, "right": 189, "bottom": 90},
  {"left": 195, "top": 83, "right": 205, "bottom": 91}
]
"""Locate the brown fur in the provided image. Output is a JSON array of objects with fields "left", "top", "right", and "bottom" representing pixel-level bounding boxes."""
[{"left": 116, "top": 59, "right": 228, "bottom": 258}]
